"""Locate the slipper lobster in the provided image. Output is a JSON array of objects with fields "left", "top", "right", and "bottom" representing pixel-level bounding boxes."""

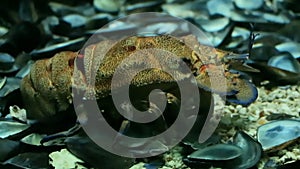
[{"left": 20, "top": 34, "right": 258, "bottom": 129}]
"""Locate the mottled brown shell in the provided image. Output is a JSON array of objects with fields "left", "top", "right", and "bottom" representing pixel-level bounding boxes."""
[
  {"left": 21, "top": 35, "right": 257, "bottom": 121},
  {"left": 20, "top": 52, "right": 76, "bottom": 121}
]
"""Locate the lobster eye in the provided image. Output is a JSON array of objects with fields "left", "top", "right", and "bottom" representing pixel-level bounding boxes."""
[
  {"left": 68, "top": 57, "right": 75, "bottom": 68},
  {"left": 124, "top": 45, "right": 136, "bottom": 52}
]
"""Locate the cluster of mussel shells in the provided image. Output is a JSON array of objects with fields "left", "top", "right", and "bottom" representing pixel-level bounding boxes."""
[
  {"left": 182, "top": 119, "right": 300, "bottom": 169},
  {"left": 0, "top": 0, "right": 300, "bottom": 169}
]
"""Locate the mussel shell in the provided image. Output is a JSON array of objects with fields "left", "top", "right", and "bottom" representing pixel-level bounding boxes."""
[
  {"left": 231, "top": 131, "right": 262, "bottom": 169},
  {"left": 30, "top": 37, "right": 85, "bottom": 59},
  {"left": 207, "top": 0, "right": 234, "bottom": 17},
  {"left": 184, "top": 144, "right": 243, "bottom": 168},
  {"left": 233, "top": 0, "right": 264, "bottom": 10},
  {"left": 0, "top": 53, "right": 19, "bottom": 74},
  {"left": 277, "top": 160, "right": 300, "bottom": 169},
  {"left": 257, "top": 119, "right": 300, "bottom": 152},
  {"left": 268, "top": 53, "right": 300, "bottom": 73},
  {"left": 2, "top": 152, "right": 49, "bottom": 168},
  {"left": 250, "top": 45, "right": 281, "bottom": 61},
  {"left": 184, "top": 132, "right": 262, "bottom": 169},
  {"left": 195, "top": 17, "right": 230, "bottom": 33},
  {"left": 0, "top": 138, "right": 20, "bottom": 161},
  {"left": 275, "top": 42, "right": 300, "bottom": 59},
  {"left": 0, "top": 120, "right": 29, "bottom": 139},
  {"left": 187, "top": 144, "right": 242, "bottom": 161},
  {"left": 247, "top": 61, "right": 300, "bottom": 86},
  {"left": 93, "top": 0, "right": 124, "bottom": 13},
  {"left": 0, "top": 53, "right": 15, "bottom": 70},
  {"left": 62, "top": 14, "right": 87, "bottom": 28},
  {"left": 0, "top": 77, "right": 21, "bottom": 98},
  {"left": 65, "top": 133, "right": 135, "bottom": 169},
  {"left": 15, "top": 61, "right": 34, "bottom": 79}
]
